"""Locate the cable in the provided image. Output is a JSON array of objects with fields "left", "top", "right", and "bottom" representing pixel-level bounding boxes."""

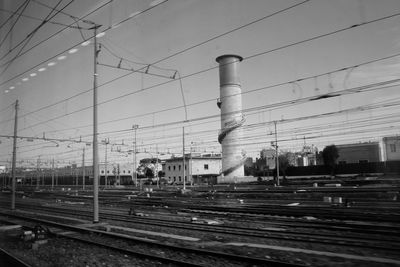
[
  {"left": 0, "top": 0, "right": 167, "bottom": 79},
  {"left": 0, "top": 0, "right": 309, "bottom": 99},
  {"left": 0, "top": 103, "right": 14, "bottom": 114},
  {"left": 0, "top": 0, "right": 30, "bottom": 50},
  {"left": 0, "top": 7, "right": 89, "bottom": 30},
  {"left": 0, "top": 1, "right": 112, "bottom": 65},
  {"left": 0, "top": 0, "right": 72, "bottom": 77},
  {"left": 5, "top": 11, "right": 400, "bottom": 128},
  {"left": 18, "top": 71, "right": 400, "bottom": 137}
]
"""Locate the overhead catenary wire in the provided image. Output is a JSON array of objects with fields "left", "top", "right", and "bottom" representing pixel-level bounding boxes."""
[
  {"left": 11, "top": 89, "right": 397, "bottom": 155},
  {"left": 0, "top": 6, "right": 91, "bottom": 31},
  {"left": 0, "top": 0, "right": 31, "bottom": 50},
  {"left": 0, "top": 0, "right": 73, "bottom": 77},
  {"left": 0, "top": 0, "right": 310, "bottom": 98},
  {"left": 0, "top": 0, "right": 167, "bottom": 79},
  {"left": 15, "top": 72, "right": 400, "bottom": 137},
  {"left": 3, "top": 9, "right": 400, "bottom": 129},
  {"left": 0, "top": 0, "right": 113, "bottom": 65},
  {"left": 1, "top": 2, "right": 398, "bottom": 165}
]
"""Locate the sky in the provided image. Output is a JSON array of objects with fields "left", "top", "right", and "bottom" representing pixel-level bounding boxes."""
[{"left": 1, "top": 0, "right": 400, "bottom": 169}]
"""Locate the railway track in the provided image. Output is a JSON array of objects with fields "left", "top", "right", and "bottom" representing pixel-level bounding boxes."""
[
  {"left": 2, "top": 201, "right": 400, "bottom": 252},
  {"left": 0, "top": 247, "right": 32, "bottom": 267},
  {"left": 0, "top": 211, "right": 304, "bottom": 267}
]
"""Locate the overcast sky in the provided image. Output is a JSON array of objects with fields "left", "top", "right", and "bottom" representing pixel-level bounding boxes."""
[{"left": 1, "top": 0, "right": 400, "bottom": 168}]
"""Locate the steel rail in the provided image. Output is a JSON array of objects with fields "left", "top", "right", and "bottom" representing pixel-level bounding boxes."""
[{"left": 0, "top": 211, "right": 304, "bottom": 267}]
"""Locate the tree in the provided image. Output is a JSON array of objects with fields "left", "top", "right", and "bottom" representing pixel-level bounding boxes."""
[
  {"left": 322, "top": 145, "right": 339, "bottom": 177},
  {"left": 145, "top": 167, "right": 154, "bottom": 178},
  {"left": 278, "top": 152, "right": 294, "bottom": 180}
]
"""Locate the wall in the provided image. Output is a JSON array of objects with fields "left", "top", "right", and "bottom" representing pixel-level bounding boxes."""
[
  {"left": 383, "top": 137, "right": 400, "bottom": 161},
  {"left": 337, "top": 142, "right": 381, "bottom": 164},
  {"left": 164, "top": 157, "right": 221, "bottom": 184}
]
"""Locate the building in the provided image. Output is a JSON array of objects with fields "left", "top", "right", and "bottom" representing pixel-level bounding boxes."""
[
  {"left": 164, "top": 154, "right": 222, "bottom": 184},
  {"left": 382, "top": 136, "right": 400, "bottom": 161},
  {"left": 295, "top": 145, "right": 317, "bottom": 166},
  {"left": 336, "top": 142, "right": 382, "bottom": 164}
]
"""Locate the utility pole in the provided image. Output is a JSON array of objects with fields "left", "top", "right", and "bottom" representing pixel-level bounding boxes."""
[
  {"left": 36, "top": 156, "right": 40, "bottom": 189},
  {"left": 182, "top": 127, "right": 186, "bottom": 191},
  {"left": 92, "top": 25, "right": 101, "bottom": 223},
  {"left": 55, "top": 160, "right": 58, "bottom": 186},
  {"left": 155, "top": 145, "right": 159, "bottom": 188},
  {"left": 190, "top": 142, "right": 193, "bottom": 185},
  {"left": 117, "top": 163, "right": 120, "bottom": 186},
  {"left": 103, "top": 138, "right": 109, "bottom": 187},
  {"left": 132, "top": 125, "right": 138, "bottom": 187},
  {"left": 51, "top": 158, "right": 54, "bottom": 190},
  {"left": 75, "top": 164, "right": 78, "bottom": 186},
  {"left": 82, "top": 147, "right": 85, "bottom": 190},
  {"left": 11, "top": 100, "right": 18, "bottom": 210},
  {"left": 274, "top": 121, "right": 280, "bottom": 186}
]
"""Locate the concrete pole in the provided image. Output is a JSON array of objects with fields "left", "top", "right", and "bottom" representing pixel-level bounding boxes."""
[
  {"left": 155, "top": 145, "right": 159, "bottom": 188},
  {"left": 104, "top": 139, "right": 108, "bottom": 187},
  {"left": 51, "top": 158, "right": 54, "bottom": 190},
  {"left": 82, "top": 147, "right": 85, "bottom": 190},
  {"left": 190, "top": 143, "right": 193, "bottom": 185},
  {"left": 11, "top": 100, "right": 18, "bottom": 210},
  {"left": 36, "top": 157, "right": 40, "bottom": 189},
  {"left": 55, "top": 161, "right": 58, "bottom": 186},
  {"left": 132, "top": 125, "right": 138, "bottom": 187},
  {"left": 274, "top": 121, "right": 280, "bottom": 186},
  {"left": 182, "top": 127, "right": 186, "bottom": 191},
  {"left": 92, "top": 26, "right": 100, "bottom": 223}
]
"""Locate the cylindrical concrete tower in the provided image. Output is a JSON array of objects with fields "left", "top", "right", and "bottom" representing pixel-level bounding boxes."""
[{"left": 216, "top": 54, "right": 245, "bottom": 183}]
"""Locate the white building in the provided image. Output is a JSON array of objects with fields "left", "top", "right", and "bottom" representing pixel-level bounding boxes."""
[
  {"left": 382, "top": 136, "right": 400, "bottom": 161},
  {"left": 164, "top": 155, "right": 222, "bottom": 184}
]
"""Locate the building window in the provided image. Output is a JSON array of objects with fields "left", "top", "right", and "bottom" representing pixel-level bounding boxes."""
[
  {"left": 173, "top": 177, "right": 176, "bottom": 182},
  {"left": 101, "top": 170, "right": 104, "bottom": 174},
  {"left": 179, "top": 165, "right": 181, "bottom": 171},
  {"left": 390, "top": 144, "right": 396, "bottom": 153},
  {"left": 123, "top": 170, "right": 125, "bottom": 173},
  {"left": 107, "top": 170, "right": 110, "bottom": 174},
  {"left": 179, "top": 176, "right": 181, "bottom": 182},
  {"left": 173, "top": 166, "right": 176, "bottom": 171},
  {"left": 128, "top": 170, "right": 131, "bottom": 173},
  {"left": 168, "top": 166, "right": 171, "bottom": 171},
  {"left": 204, "top": 164, "right": 209, "bottom": 170},
  {"left": 185, "top": 165, "right": 187, "bottom": 170}
]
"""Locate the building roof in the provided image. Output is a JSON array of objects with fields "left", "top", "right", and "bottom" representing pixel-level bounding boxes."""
[
  {"left": 336, "top": 142, "right": 379, "bottom": 148},
  {"left": 165, "top": 156, "right": 221, "bottom": 162}
]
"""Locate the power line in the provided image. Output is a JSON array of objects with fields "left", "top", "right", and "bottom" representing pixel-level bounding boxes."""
[
  {"left": 0, "top": 0, "right": 30, "bottom": 50},
  {"left": 0, "top": 0, "right": 73, "bottom": 77},
  {"left": 0, "top": 0, "right": 112, "bottom": 66},
  {"left": 17, "top": 66, "right": 400, "bottom": 137},
  {"left": 4, "top": 7, "right": 400, "bottom": 129},
  {"left": 0, "top": 6, "right": 90, "bottom": 30},
  {"left": 0, "top": 0, "right": 167, "bottom": 81},
  {"left": 0, "top": 0, "right": 308, "bottom": 101}
]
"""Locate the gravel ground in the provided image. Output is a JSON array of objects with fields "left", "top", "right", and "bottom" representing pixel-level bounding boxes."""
[{"left": 0, "top": 229, "right": 169, "bottom": 267}]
